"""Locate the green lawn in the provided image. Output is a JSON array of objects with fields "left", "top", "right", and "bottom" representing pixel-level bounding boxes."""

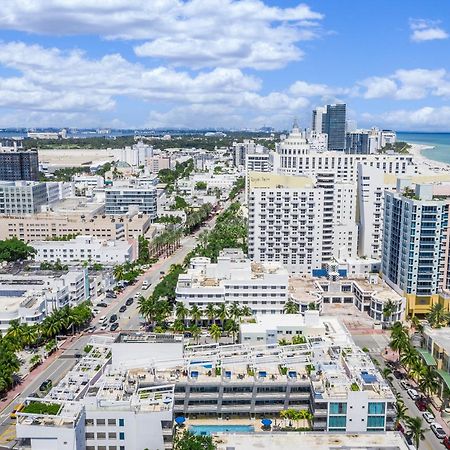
[{"left": 22, "top": 402, "right": 61, "bottom": 415}]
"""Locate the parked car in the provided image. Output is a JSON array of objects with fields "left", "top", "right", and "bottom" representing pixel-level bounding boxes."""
[
  {"left": 100, "top": 323, "right": 108, "bottom": 331},
  {"left": 119, "top": 305, "right": 127, "bottom": 313},
  {"left": 142, "top": 280, "right": 150, "bottom": 290},
  {"left": 106, "top": 292, "right": 117, "bottom": 299},
  {"left": 109, "top": 314, "right": 118, "bottom": 323},
  {"left": 423, "top": 411, "right": 435, "bottom": 423},
  {"left": 400, "top": 380, "right": 412, "bottom": 390},
  {"left": 39, "top": 379, "right": 52, "bottom": 392},
  {"left": 443, "top": 436, "right": 450, "bottom": 449},
  {"left": 407, "top": 389, "right": 419, "bottom": 400},
  {"left": 96, "top": 302, "right": 108, "bottom": 308},
  {"left": 415, "top": 398, "right": 428, "bottom": 412},
  {"left": 430, "top": 422, "right": 445, "bottom": 439},
  {"left": 125, "top": 298, "right": 134, "bottom": 306},
  {"left": 86, "top": 326, "right": 96, "bottom": 333},
  {"left": 431, "top": 422, "right": 446, "bottom": 439},
  {"left": 110, "top": 323, "right": 119, "bottom": 332},
  {"left": 394, "top": 370, "right": 405, "bottom": 380},
  {"left": 99, "top": 316, "right": 107, "bottom": 323}
]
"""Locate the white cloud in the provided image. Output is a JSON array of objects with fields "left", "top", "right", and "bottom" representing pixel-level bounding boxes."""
[
  {"left": 358, "top": 68, "right": 450, "bottom": 100},
  {"left": 363, "top": 106, "right": 450, "bottom": 130},
  {"left": 0, "top": 0, "right": 324, "bottom": 70},
  {"left": 410, "top": 19, "right": 448, "bottom": 42},
  {"left": 289, "top": 81, "right": 348, "bottom": 98}
]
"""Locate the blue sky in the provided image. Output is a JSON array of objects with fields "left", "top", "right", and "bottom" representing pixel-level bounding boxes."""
[{"left": 0, "top": 0, "right": 449, "bottom": 130}]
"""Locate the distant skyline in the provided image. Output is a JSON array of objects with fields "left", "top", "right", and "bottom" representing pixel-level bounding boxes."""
[{"left": 0, "top": 0, "right": 449, "bottom": 131}]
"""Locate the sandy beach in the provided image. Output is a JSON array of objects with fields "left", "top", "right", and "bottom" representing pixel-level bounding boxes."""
[
  {"left": 38, "top": 148, "right": 116, "bottom": 167},
  {"left": 408, "top": 143, "right": 450, "bottom": 173}
]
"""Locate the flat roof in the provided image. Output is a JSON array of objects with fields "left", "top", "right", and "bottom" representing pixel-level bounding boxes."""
[
  {"left": 216, "top": 431, "right": 409, "bottom": 450},
  {"left": 248, "top": 171, "right": 314, "bottom": 189}
]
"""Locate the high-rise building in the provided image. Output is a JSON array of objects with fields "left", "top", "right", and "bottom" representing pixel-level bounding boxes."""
[
  {"left": 321, "top": 103, "right": 346, "bottom": 151},
  {"left": 0, "top": 147, "right": 39, "bottom": 181},
  {"left": 247, "top": 171, "right": 357, "bottom": 274},
  {"left": 382, "top": 180, "right": 450, "bottom": 315},
  {"left": 312, "top": 106, "right": 326, "bottom": 132}
]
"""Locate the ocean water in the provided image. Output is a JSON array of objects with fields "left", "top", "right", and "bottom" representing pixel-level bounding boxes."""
[{"left": 398, "top": 132, "right": 450, "bottom": 165}]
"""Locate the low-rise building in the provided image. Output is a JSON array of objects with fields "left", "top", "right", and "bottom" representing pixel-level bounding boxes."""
[
  {"left": 0, "top": 211, "right": 151, "bottom": 241},
  {"left": 0, "top": 180, "right": 48, "bottom": 214},
  {"left": 0, "top": 270, "right": 90, "bottom": 332},
  {"left": 176, "top": 249, "right": 289, "bottom": 315},
  {"left": 31, "top": 235, "right": 136, "bottom": 266}
]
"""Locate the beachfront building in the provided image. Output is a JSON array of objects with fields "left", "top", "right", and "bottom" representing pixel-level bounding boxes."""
[
  {"left": 247, "top": 172, "right": 358, "bottom": 274},
  {"left": 31, "top": 235, "right": 136, "bottom": 266},
  {"left": 382, "top": 180, "right": 450, "bottom": 316},
  {"left": 276, "top": 126, "right": 416, "bottom": 182},
  {"left": 175, "top": 249, "right": 289, "bottom": 315}
]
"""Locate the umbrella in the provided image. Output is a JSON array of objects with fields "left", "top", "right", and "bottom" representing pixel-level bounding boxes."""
[
  {"left": 175, "top": 416, "right": 186, "bottom": 425},
  {"left": 261, "top": 418, "right": 272, "bottom": 427}
]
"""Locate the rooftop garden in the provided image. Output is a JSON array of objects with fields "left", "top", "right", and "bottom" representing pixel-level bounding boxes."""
[{"left": 22, "top": 401, "right": 61, "bottom": 416}]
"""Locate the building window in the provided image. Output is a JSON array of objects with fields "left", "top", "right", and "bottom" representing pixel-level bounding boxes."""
[
  {"left": 368, "top": 402, "right": 385, "bottom": 415},
  {"left": 328, "top": 416, "right": 346, "bottom": 429},
  {"left": 119, "top": 432, "right": 125, "bottom": 440},
  {"left": 367, "top": 416, "right": 385, "bottom": 428},
  {"left": 329, "top": 402, "right": 347, "bottom": 414},
  {"left": 119, "top": 419, "right": 125, "bottom": 427},
  {"left": 108, "top": 419, "right": 116, "bottom": 426}
]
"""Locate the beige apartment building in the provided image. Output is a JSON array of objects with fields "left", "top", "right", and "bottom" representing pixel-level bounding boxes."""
[{"left": 0, "top": 213, "right": 151, "bottom": 241}]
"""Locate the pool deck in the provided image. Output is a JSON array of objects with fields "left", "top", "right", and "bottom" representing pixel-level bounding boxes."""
[{"left": 186, "top": 417, "right": 309, "bottom": 432}]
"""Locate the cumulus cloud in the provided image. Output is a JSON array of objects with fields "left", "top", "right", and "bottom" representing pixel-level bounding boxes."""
[
  {"left": 358, "top": 68, "right": 450, "bottom": 100},
  {"left": 410, "top": 19, "right": 448, "bottom": 42},
  {"left": 363, "top": 106, "right": 450, "bottom": 131},
  {"left": 0, "top": 0, "right": 324, "bottom": 70}
]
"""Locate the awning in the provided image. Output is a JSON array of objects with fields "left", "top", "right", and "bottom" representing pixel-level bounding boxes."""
[
  {"left": 437, "top": 370, "right": 450, "bottom": 390},
  {"left": 417, "top": 348, "right": 437, "bottom": 366}
]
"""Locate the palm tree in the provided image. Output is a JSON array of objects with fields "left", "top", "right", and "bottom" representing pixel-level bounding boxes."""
[
  {"left": 383, "top": 300, "right": 396, "bottom": 322},
  {"left": 138, "top": 296, "right": 160, "bottom": 327},
  {"left": 205, "top": 304, "right": 216, "bottom": 325},
  {"left": 241, "top": 306, "right": 252, "bottom": 317},
  {"left": 172, "top": 319, "right": 185, "bottom": 334},
  {"left": 21, "top": 324, "right": 39, "bottom": 348},
  {"left": 5, "top": 320, "right": 25, "bottom": 349},
  {"left": 209, "top": 324, "right": 222, "bottom": 343},
  {"left": 400, "top": 347, "right": 419, "bottom": 373},
  {"left": 175, "top": 302, "right": 189, "bottom": 323},
  {"left": 215, "top": 304, "right": 228, "bottom": 325},
  {"left": 228, "top": 302, "right": 242, "bottom": 322},
  {"left": 427, "top": 303, "right": 450, "bottom": 328},
  {"left": 406, "top": 416, "right": 427, "bottom": 449},
  {"left": 394, "top": 399, "right": 409, "bottom": 428},
  {"left": 189, "top": 305, "right": 202, "bottom": 325},
  {"left": 283, "top": 300, "right": 299, "bottom": 314},
  {"left": 189, "top": 324, "right": 202, "bottom": 344},
  {"left": 381, "top": 367, "right": 393, "bottom": 384},
  {"left": 389, "top": 322, "right": 409, "bottom": 359},
  {"left": 113, "top": 264, "right": 125, "bottom": 281},
  {"left": 224, "top": 319, "right": 239, "bottom": 343},
  {"left": 197, "top": 230, "right": 210, "bottom": 251},
  {"left": 418, "top": 366, "right": 439, "bottom": 399}
]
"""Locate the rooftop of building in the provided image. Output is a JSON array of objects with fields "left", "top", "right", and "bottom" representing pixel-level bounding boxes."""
[
  {"left": 45, "top": 197, "right": 105, "bottom": 215},
  {"left": 248, "top": 171, "right": 314, "bottom": 190},
  {"left": 423, "top": 326, "right": 450, "bottom": 352},
  {"left": 215, "top": 431, "right": 409, "bottom": 450},
  {"left": 114, "top": 331, "right": 183, "bottom": 344}
]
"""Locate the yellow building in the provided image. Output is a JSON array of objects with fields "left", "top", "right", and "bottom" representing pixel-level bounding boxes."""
[{"left": 405, "top": 292, "right": 450, "bottom": 317}]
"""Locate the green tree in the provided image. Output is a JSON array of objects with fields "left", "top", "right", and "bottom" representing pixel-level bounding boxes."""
[
  {"left": 189, "top": 324, "right": 202, "bottom": 344},
  {"left": 406, "top": 416, "right": 427, "bottom": 449},
  {"left": 189, "top": 305, "right": 202, "bottom": 325},
  {"left": 394, "top": 399, "right": 409, "bottom": 427},
  {"left": 205, "top": 304, "right": 216, "bottom": 325},
  {"left": 383, "top": 299, "right": 396, "bottom": 322},
  {"left": 195, "top": 181, "right": 207, "bottom": 190},
  {"left": 175, "top": 302, "right": 189, "bottom": 323},
  {"left": 283, "top": 300, "right": 299, "bottom": 314},
  {"left": 224, "top": 319, "right": 239, "bottom": 343},
  {"left": 174, "top": 430, "right": 215, "bottom": 450},
  {"left": 0, "top": 238, "right": 35, "bottom": 262},
  {"left": 209, "top": 324, "right": 222, "bottom": 343},
  {"left": 427, "top": 303, "right": 450, "bottom": 328}
]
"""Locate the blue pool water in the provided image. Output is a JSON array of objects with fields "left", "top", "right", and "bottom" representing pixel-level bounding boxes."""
[{"left": 190, "top": 424, "right": 255, "bottom": 436}]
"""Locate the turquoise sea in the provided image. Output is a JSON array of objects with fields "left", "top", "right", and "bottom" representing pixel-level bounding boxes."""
[{"left": 397, "top": 132, "right": 450, "bottom": 165}]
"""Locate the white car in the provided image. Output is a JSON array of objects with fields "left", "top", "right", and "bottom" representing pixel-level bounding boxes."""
[
  {"left": 407, "top": 389, "right": 419, "bottom": 400},
  {"left": 423, "top": 412, "right": 435, "bottom": 423},
  {"left": 400, "top": 380, "right": 412, "bottom": 390},
  {"left": 430, "top": 422, "right": 446, "bottom": 439},
  {"left": 100, "top": 323, "right": 108, "bottom": 331}
]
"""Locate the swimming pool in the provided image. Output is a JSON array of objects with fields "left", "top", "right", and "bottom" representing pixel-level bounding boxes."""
[{"left": 190, "top": 424, "right": 255, "bottom": 436}]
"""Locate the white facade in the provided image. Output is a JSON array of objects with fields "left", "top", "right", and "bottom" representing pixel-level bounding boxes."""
[
  {"left": 176, "top": 249, "right": 289, "bottom": 315},
  {"left": 72, "top": 174, "right": 104, "bottom": 188},
  {"left": 113, "top": 141, "right": 153, "bottom": 167},
  {"left": 239, "top": 311, "right": 350, "bottom": 346},
  {"left": 276, "top": 127, "right": 414, "bottom": 182},
  {"left": 0, "top": 270, "right": 90, "bottom": 332},
  {"left": 31, "top": 235, "right": 135, "bottom": 266},
  {"left": 248, "top": 172, "right": 358, "bottom": 274},
  {"left": 0, "top": 180, "right": 48, "bottom": 214},
  {"left": 46, "top": 181, "right": 75, "bottom": 204}
]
